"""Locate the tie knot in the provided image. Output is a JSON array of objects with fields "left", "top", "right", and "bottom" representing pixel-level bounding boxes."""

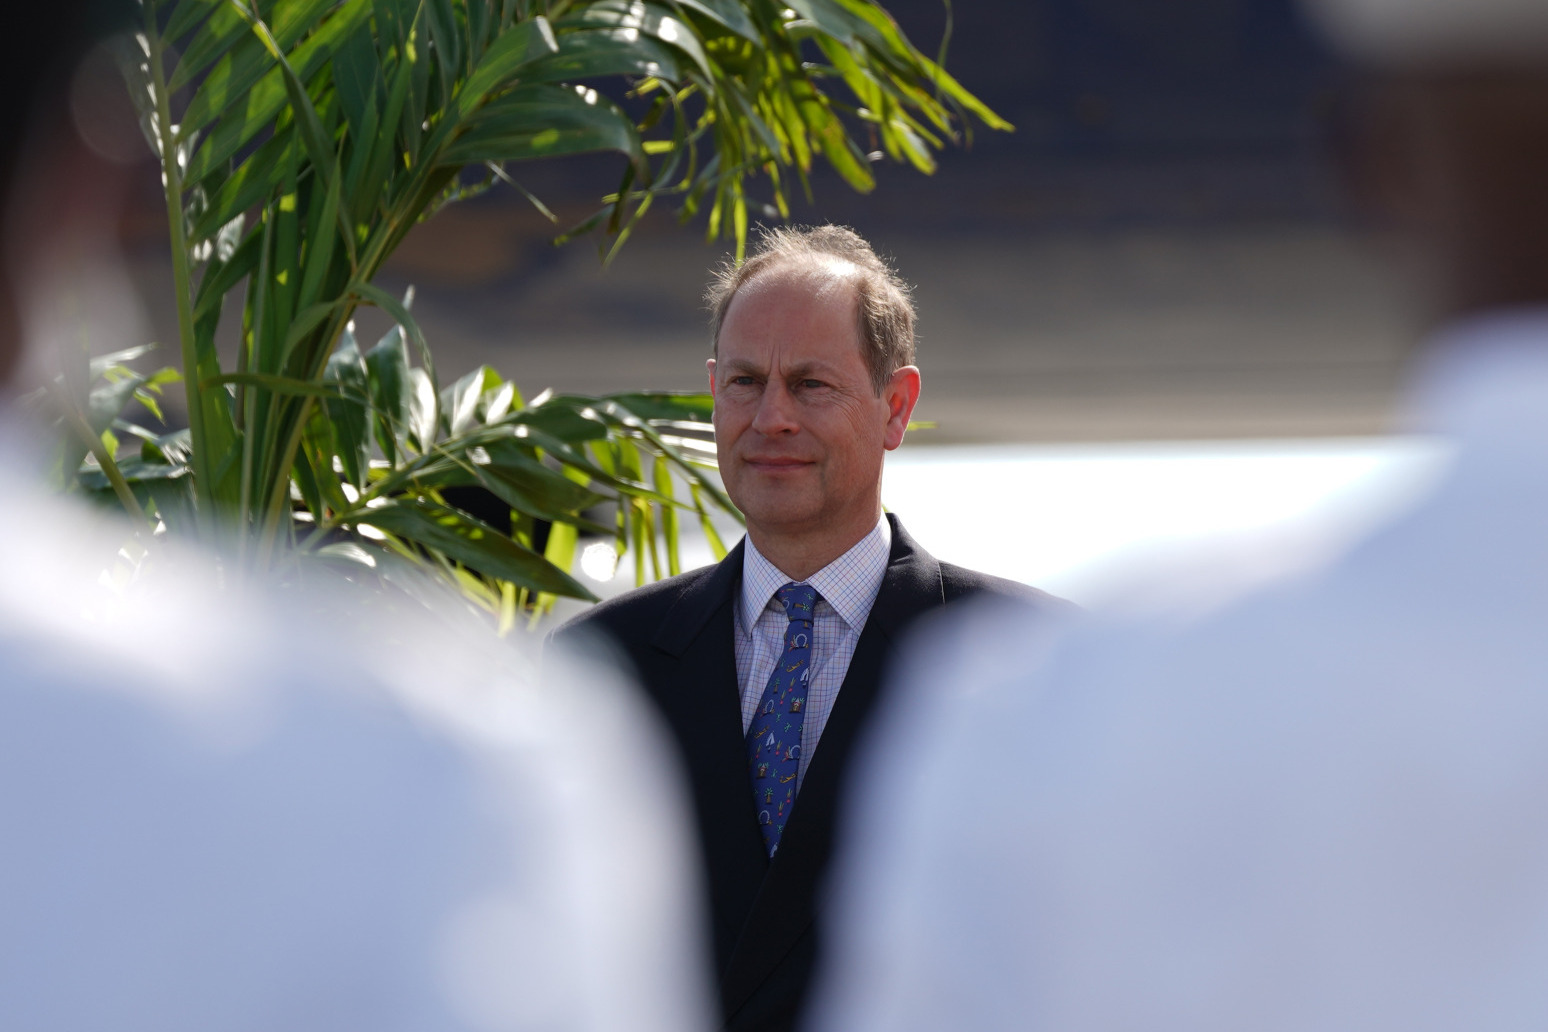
[{"left": 775, "top": 582, "right": 819, "bottom": 621}]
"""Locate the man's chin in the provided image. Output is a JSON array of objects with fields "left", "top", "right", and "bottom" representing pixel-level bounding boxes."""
[{"left": 733, "top": 490, "right": 824, "bottom": 535}]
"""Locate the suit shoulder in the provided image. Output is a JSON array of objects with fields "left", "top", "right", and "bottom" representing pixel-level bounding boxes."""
[
  {"left": 551, "top": 564, "right": 719, "bottom": 645},
  {"left": 937, "top": 561, "right": 1080, "bottom": 614}
]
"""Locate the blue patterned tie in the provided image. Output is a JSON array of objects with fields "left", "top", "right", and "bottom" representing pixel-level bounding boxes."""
[{"left": 747, "top": 582, "right": 818, "bottom": 857}]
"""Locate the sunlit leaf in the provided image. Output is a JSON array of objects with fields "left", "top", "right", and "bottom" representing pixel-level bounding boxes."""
[
  {"left": 323, "top": 324, "right": 371, "bottom": 487},
  {"left": 443, "top": 83, "right": 645, "bottom": 172},
  {"left": 457, "top": 15, "right": 557, "bottom": 116},
  {"left": 366, "top": 324, "right": 410, "bottom": 465},
  {"left": 673, "top": 0, "right": 761, "bottom": 43},
  {"left": 355, "top": 498, "right": 597, "bottom": 600}
]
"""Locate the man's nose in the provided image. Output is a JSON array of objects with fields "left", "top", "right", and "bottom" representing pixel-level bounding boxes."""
[{"left": 750, "top": 381, "right": 799, "bottom": 435}]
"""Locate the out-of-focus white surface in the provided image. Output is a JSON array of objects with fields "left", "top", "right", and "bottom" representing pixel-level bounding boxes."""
[
  {"left": 808, "top": 312, "right": 1548, "bottom": 1032},
  {"left": 572, "top": 436, "right": 1450, "bottom": 619},
  {"left": 0, "top": 436, "right": 713, "bottom": 1032},
  {"left": 883, "top": 437, "right": 1449, "bottom": 608}
]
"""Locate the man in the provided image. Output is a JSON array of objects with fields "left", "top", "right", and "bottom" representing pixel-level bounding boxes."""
[
  {"left": 807, "top": 2, "right": 1548, "bottom": 1031},
  {"left": 0, "top": 6, "right": 711, "bottom": 1031},
  {"left": 554, "top": 226, "right": 1070, "bottom": 1032}
]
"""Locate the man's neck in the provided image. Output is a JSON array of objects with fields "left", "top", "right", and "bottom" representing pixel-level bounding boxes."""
[{"left": 745, "top": 510, "right": 883, "bottom": 582}]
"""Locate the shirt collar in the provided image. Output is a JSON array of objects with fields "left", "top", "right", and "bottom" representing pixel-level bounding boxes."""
[{"left": 739, "top": 515, "right": 892, "bottom": 636}]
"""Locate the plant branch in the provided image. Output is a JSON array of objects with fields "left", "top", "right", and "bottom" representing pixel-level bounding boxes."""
[{"left": 144, "top": 9, "right": 211, "bottom": 531}]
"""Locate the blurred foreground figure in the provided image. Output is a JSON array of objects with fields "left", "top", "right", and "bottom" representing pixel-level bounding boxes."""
[
  {"left": 0, "top": 7, "right": 710, "bottom": 1032},
  {"left": 0, "top": 565, "right": 712, "bottom": 1032},
  {"left": 808, "top": 2, "right": 1548, "bottom": 1031}
]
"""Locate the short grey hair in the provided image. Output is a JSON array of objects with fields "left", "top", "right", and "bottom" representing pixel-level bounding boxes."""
[{"left": 705, "top": 225, "right": 916, "bottom": 394}]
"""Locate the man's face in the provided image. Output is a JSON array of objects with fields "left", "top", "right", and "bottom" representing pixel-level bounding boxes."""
[{"left": 708, "top": 265, "right": 918, "bottom": 547}]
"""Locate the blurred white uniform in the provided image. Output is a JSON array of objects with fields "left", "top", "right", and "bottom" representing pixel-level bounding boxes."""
[
  {"left": 809, "top": 310, "right": 1548, "bottom": 1032},
  {"left": 0, "top": 442, "right": 713, "bottom": 1032}
]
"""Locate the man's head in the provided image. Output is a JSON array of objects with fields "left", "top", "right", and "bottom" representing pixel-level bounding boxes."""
[
  {"left": 708, "top": 226, "right": 917, "bottom": 393},
  {"left": 1307, "top": 0, "right": 1548, "bottom": 322},
  {"left": 705, "top": 226, "right": 921, "bottom": 577}
]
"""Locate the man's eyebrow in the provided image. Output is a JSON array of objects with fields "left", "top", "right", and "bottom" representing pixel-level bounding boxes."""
[
  {"left": 719, "top": 357, "right": 842, "bottom": 379},
  {"left": 782, "top": 361, "right": 840, "bottom": 380}
]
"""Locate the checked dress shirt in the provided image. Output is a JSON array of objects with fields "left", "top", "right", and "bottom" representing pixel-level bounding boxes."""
[{"left": 736, "top": 515, "right": 892, "bottom": 788}]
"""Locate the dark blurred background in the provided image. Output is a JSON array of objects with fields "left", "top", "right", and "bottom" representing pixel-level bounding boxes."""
[{"left": 116, "top": 0, "right": 1414, "bottom": 444}]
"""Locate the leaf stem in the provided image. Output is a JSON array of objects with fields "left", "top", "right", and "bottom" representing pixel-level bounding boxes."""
[
  {"left": 254, "top": 393, "right": 316, "bottom": 567},
  {"left": 53, "top": 382, "right": 149, "bottom": 527},
  {"left": 144, "top": 14, "right": 212, "bottom": 532}
]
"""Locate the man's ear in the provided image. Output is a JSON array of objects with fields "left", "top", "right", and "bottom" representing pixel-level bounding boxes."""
[
  {"left": 882, "top": 365, "right": 921, "bottom": 451},
  {"left": 706, "top": 357, "right": 717, "bottom": 397}
]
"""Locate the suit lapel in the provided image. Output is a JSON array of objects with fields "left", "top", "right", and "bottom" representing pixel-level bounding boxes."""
[
  {"left": 649, "top": 541, "right": 774, "bottom": 976},
  {"left": 649, "top": 538, "right": 749, "bottom": 771},
  {"left": 720, "top": 517, "right": 944, "bottom": 1018}
]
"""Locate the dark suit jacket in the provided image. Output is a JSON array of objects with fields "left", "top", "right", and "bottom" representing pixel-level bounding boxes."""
[{"left": 552, "top": 515, "right": 1068, "bottom": 1032}]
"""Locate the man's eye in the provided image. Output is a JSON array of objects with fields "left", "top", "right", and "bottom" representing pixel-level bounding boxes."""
[
  {"left": 730, "top": 375, "right": 758, "bottom": 386},
  {"left": 799, "top": 379, "right": 826, "bottom": 390}
]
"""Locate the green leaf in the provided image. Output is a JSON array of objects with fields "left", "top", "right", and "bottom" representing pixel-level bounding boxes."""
[
  {"left": 825, "top": 0, "right": 1011, "bottom": 130},
  {"left": 282, "top": 300, "right": 342, "bottom": 358},
  {"left": 88, "top": 372, "right": 150, "bottom": 434},
  {"left": 166, "top": 0, "right": 252, "bottom": 92},
  {"left": 323, "top": 324, "right": 371, "bottom": 486},
  {"left": 604, "top": 390, "right": 714, "bottom": 422},
  {"left": 355, "top": 498, "right": 597, "bottom": 599},
  {"left": 108, "top": 34, "right": 160, "bottom": 158},
  {"left": 331, "top": 18, "right": 379, "bottom": 142},
  {"left": 457, "top": 15, "right": 557, "bottom": 117},
  {"left": 179, "top": 0, "right": 336, "bottom": 131},
  {"left": 146, "top": 475, "right": 198, "bottom": 534},
  {"left": 258, "top": 145, "right": 302, "bottom": 374},
  {"left": 522, "top": 27, "right": 683, "bottom": 84},
  {"left": 300, "top": 401, "right": 350, "bottom": 513},
  {"left": 407, "top": 366, "right": 437, "bottom": 452},
  {"left": 442, "top": 83, "right": 645, "bottom": 172},
  {"left": 672, "top": 0, "right": 761, "bottom": 43},
  {"left": 78, "top": 455, "right": 191, "bottom": 490},
  {"left": 190, "top": 129, "right": 294, "bottom": 243},
  {"left": 366, "top": 323, "right": 410, "bottom": 465},
  {"left": 563, "top": 1, "right": 712, "bottom": 80},
  {"left": 349, "top": 281, "right": 429, "bottom": 368},
  {"left": 529, "top": 517, "right": 580, "bottom": 618},
  {"left": 691, "top": 481, "right": 731, "bottom": 560},
  {"left": 402, "top": 454, "right": 610, "bottom": 534},
  {"left": 165, "top": 0, "right": 225, "bottom": 45},
  {"left": 341, "top": 46, "right": 403, "bottom": 220},
  {"left": 441, "top": 364, "right": 499, "bottom": 435},
  {"left": 654, "top": 454, "right": 680, "bottom": 575},
  {"left": 479, "top": 442, "right": 606, "bottom": 515},
  {"left": 192, "top": 225, "right": 262, "bottom": 320},
  {"left": 142, "top": 428, "right": 194, "bottom": 467},
  {"left": 422, "top": 0, "right": 461, "bottom": 108},
  {"left": 509, "top": 396, "right": 612, "bottom": 444},
  {"left": 203, "top": 371, "right": 343, "bottom": 398},
  {"left": 313, "top": 540, "right": 382, "bottom": 569},
  {"left": 183, "top": 0, "right": 373, "bottom": 186},
  {"left": 265, "top": 23, "right": 339, "bottom": 184},
  {"left": 89, "top": 344, "right": 157, "bottom": 377}
]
